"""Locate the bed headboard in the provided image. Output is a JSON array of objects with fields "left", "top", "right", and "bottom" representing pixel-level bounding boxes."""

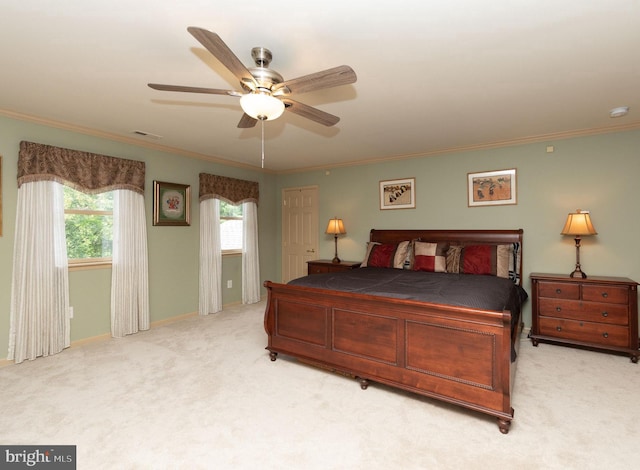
[{"left": 369, "top": 228, "right": 524, "bottom": 284}]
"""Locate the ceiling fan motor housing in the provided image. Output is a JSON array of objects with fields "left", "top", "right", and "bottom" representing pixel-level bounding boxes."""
[{"left": 241, "top": 47, "right": 286, "bottom": 93}]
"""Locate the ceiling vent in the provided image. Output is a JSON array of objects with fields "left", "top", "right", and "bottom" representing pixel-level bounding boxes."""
[{"left": 133, "top": 130, "right": 162, "bottom": 139}]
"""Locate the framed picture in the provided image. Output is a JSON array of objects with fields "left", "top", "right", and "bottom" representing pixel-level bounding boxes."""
[
  {"left": 379, "top": 177, "right": 416, "bottom": 210},
  {"left": 467, "top": 168, "right": 517, "bottom": 207},
  {"left": 153, "top": 180, "right": 191, "bottom": 226}
]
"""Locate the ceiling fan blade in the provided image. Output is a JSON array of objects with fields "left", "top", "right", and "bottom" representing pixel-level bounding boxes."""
[
  {"left": 273, "top": 65, "right": 356, "bottom": 96},
  {"left": 148, "top": 83, "right": 242, "bottom": 96},
  {"left": 187, "top": 27, "right": 255, "bottom": 86},
  {"left": 281, "top": 98, "right": 340, "bottom": 127},
  {"left": 237, "top": 113, "right": 258, "bottom": 128}
]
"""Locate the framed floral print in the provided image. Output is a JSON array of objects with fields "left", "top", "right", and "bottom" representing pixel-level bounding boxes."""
[{"left": 153, "top": 180, "right": 191, "bottom": 226}]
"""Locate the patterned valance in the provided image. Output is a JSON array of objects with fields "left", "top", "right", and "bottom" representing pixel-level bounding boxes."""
[
  {"left": 18, "top": 141, "right": 146, "bottom": 195},
  {"left": 199, "top": 173, "right": 259, "bottom": 204}
]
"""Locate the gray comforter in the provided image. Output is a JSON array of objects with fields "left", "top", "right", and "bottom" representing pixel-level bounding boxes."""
[{"left": 289, "top": 267, "right": 527, "bottom": 313}]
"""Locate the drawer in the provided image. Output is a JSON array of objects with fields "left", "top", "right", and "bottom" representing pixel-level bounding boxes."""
[
  {"left": 538, "top": 281, "right": 580, "bottom": 300},
  {"left": 538, "top": 317, "right": 629, "bottom": 348},
  {"left": 539, "top": 298, "right": 629, "bottom": 325},
  {"left": 308, "top": 264, "right": 330, "bottom": 274},
  {"left": 582, "top": 284, "right": 629, "bottom": 305}
]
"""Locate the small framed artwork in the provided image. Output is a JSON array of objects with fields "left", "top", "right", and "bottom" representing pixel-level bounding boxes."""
[
  {"left": 153, "top": 180, "right": 191, "bottom": 226},
  {"left": 467, "top": 168, "right": 517, "bottom": 207},
  {"left": 379, "top": 177, "right": 416, "bottom": 210}
]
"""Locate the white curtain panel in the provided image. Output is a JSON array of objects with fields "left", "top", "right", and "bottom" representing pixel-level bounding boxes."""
[
  {"left": 242, "top": 201, "right": 260, "bottom": 304},
  {"left": 8, "top": 181, "right": 70, "bottom": 363},
  {"left": 110, "top": 189, "right": 150, "bottom": 337},
  {"left": 199, "top": 198, "right": 222, "bottom": 315}
]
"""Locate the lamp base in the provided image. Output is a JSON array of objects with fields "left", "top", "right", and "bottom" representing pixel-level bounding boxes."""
[
  {"left": 570, "top": 237, "right": 587, "bottom": 278},
  {"left": 332, "top": 235, "right": 340, "bottom": 263},
  {"left": 569, "top": 267, "right": 587, "bottom": 278}
]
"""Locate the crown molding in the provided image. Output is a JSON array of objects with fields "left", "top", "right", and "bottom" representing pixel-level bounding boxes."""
[
  {"left": 278, "top": 121, "right": 640, "bottom": 174},
  {"left": 0, "top": 108, "right": 275, "bottom": 174},
  {"left": 2, "top": 107, "right": 638, "bottom": 175}
]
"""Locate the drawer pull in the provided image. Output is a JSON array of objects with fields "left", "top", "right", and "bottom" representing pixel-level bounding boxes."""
[
  {"left": 555, "top": 288, "right": 562, "bottom": 294},
  {"left": 601, "top": 311, "right": 608, "bottom": 317},
  {"left": 603, "top": 332, "right": 609, "bottom": 338},
  {"left": 601, "top": 292, "right": 608, "bottom": 298},
  {"left": 556, "top": 326, "right": 562, "bottom": 332},
  {"left": 556, "top": 306, "right": 562, "bottom": 312}
]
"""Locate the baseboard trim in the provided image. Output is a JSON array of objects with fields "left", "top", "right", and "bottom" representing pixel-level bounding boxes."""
[
  {"left": 0, "top": 312, "right": 198, "bottom": 369},
  {"left": 0, "top": 299, "right": 266, "bottom": 368},
  {"left": 149, "top": 311, "right": 198, "bottom": 328}
]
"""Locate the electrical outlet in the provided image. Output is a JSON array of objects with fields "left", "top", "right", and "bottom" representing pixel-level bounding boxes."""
[
  {"left": 227, "top": 280, "right": 233, "bottom": 288},
  {"left": 69, "top": 306, "right": 74, "bottom": 319}
]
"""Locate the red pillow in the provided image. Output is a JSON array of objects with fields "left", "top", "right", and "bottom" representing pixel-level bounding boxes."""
[
  {"left": 367, "top": 243, "right": 399, "bottom": 268},
  {"left": 461, "top": 245, "right": 497, "bottom": 275}
]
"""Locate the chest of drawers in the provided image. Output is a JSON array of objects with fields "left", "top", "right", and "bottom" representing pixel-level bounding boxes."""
[{"left": 530, "top": 273, "right": 639, "bottom": 362}]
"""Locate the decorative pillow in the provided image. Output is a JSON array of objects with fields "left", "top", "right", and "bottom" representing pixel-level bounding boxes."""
[
  {"left": 445, "top": 245, "right": 464, "bottom": 274},
  {"left": 446, "top": 244, "right": 517, "bottom": 281},
  {"left": 509, "top": 242, "right": 522, "bottom": 285},
  {"left": 412, "top": 241, "right": 448, "bottom": 272},
  {"left": 361, "top": 241, "right": 412, "bottom": 269}
]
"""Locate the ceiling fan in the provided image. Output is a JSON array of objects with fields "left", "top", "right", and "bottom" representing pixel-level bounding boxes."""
[{"left": 148, "top": 27, "right": 357, "bottom": 128}]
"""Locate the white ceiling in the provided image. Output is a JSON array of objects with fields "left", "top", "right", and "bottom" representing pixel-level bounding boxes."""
[{"left": 1, "top": 1, "right": 638, "bottom": 172}]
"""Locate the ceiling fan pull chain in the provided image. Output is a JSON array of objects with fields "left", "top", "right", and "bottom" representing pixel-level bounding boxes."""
[{"left": 261, "top": 117, "right": 265, "bottom": 169}]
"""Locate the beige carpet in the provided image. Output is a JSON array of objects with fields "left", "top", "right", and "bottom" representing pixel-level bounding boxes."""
[{"left": 1, "top": 301, "right": 638, "bottom": 469}]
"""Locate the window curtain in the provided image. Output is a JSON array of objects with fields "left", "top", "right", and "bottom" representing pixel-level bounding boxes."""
[
  {"left": 199, "top": 198, "right": 222, "bottom": 315},
  {"left": 10, "top": 141, "right": 147, "bottom": 361},
  {"left": 111, "top": 190, "right": 149, "bottom": 337},
  {"left": 242, "top": 201, "right": 260, "bottom": 304},
  {"left": 8, "top": 181, "right": 70, "bottom": 363},
  {"left": 199, "top": 173, "right": 260, "bottom": 310}
]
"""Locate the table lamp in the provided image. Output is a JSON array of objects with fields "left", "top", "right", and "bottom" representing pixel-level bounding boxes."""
[
  {"left": 325, "top": 217, "right": 346, "bottom": 263},
  {"left": 561, "top": 209, "right": 597, "bottom": 278}
]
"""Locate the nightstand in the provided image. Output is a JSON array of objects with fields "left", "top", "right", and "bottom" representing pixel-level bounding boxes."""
[
  {"left": 529, "top": 273, "right": 639, "bottom": 362},
  {"left": 307, "top": 260, "right": 361, "bottom": 275}
]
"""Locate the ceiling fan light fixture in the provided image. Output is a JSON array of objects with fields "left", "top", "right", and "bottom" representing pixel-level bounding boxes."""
[{"left": 240, "top": 92, "right": 285, "bottom": 121}]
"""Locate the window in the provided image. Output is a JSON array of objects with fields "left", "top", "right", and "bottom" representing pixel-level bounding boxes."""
[
  {"left": 63, "top": 186, "right": 113, "bottom": 265},
  {"left": 220, "top": 201, "right": 243, "bottom": 253}
]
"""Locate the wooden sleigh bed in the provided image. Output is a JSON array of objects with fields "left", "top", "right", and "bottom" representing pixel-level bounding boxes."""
[{"left": 264, "top": 229, "right": 526, "bottom": 433}]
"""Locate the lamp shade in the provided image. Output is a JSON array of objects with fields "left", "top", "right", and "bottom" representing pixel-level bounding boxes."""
[
  {"left": 240, "top": 93, "right": 285, "bottom": 121},
  {"left": 325, "top": 218, "right": 346, "bottom": 235},
  {"left": 561, "top": 210, "right": 597, "bottom": 236}
]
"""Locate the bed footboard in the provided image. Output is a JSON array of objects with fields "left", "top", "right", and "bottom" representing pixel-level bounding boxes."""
[{"left": 264, "top": 281, "right": 518, "bottom": 434}]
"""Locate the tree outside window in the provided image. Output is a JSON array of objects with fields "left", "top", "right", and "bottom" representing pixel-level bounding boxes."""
[{"left": 63, "top": 186, "right": 113, "bottom": 265}]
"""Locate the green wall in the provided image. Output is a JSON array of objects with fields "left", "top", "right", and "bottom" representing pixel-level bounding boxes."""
[
  {"left": 275, "top": 129, "right": 640, "bottom": 328},
  {"left": 1, "top": 112, "right": 639, "bottom": 358},
  {"left": 0, "top": 115, "right": 278, "bottom": 355}
]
